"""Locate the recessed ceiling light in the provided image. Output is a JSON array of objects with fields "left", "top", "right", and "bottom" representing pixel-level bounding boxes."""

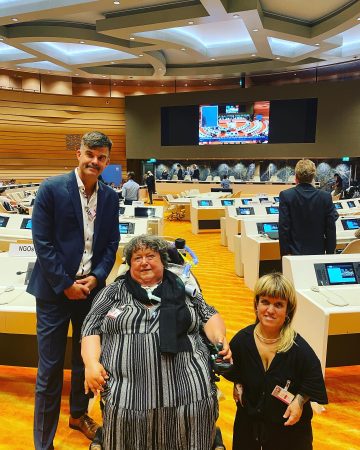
[
  {"left": 275, "top": 57, "right": 280, "bottom": 60},
  {"left": 315, "top": 43, "right": 320, "bottom": 46},
  {"left": 80, "top": 40, "right": 85, "bottom": 44},
  {"left": 111, "top": 61, "right": 115, "bottom": 64},
  {"left": 75, "top": 73, "right": 79, "bottom": 76},
  {"left": 161, "top": 84, "right": 164, "bottom": 86},
  {"left": 208, "top": 83, "right": 212, "bottom": 85},
  {"left": 113, "top": 82, "right": 116, "bottom": 85},
  {"left": 138, "top": 54, "right": 143, "bottom": 57},
  {"left": 0, "top": 38, "right": 4, "bottom": 41},
  {"left": 181, "top": 48, "right": 186, "bottom": 51},
  {"left": 210, "top": 58, "right": 215, "bottom": 61},
  {"left": 184, "top": 83, "right": 188, "bottom": 86},
  {"left": 16, "top": 67, "right": 21, "bottom": 70},
  {"left": 113, "top": 0, "right": 120, "bottom": 4},
  {"left": 188, "top": 21, "right": 194, "bottom": 25},
  {"left": 102, "top": 76, "right": 107, "bottom": 78},
  {"left": 11, "top": 18, "right": 19, "bottom": 22},
  {"left": 89, "top": 81, "right": 92, "bottom": 84},
  {"left": 203, "top": 80, "right": 207, "bottom": 83},
  {"left": 233, "top": 14, "right": 239, "bottom": 18},
  {"left": 252, "top": 29, "right": 259, "bottom": 32},
  {"left": 294, "top": 73, "right": 297, "bottom": 76},
  {"left": 129, "top": 37, "right": 135, "bottom": 40},
  {"left": 121, "top": 80, "right": 124, "bottom": 83},
  {"left": 251, "top": 53, "right": 256, "bottom": 56},
  {"left": 357, "top": 17, "right": 360, "bottom": 20}
]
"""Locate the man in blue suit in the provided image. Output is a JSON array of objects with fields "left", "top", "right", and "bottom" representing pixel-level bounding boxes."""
[
  {"left": 27, "top": 131, "right": 120, "bottom": 450},
  {"left": 279, "top": 159, "right": 337, "bottom": 256}
]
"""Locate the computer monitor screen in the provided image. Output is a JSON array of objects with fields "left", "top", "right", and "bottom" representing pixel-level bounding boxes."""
[
  {"left": 20, "top": 218, "right": 32, "bottom": 229},
  {"left": 119, "top": 206, "right": 125, "bottom": 215},
  {"left": 134, "top": 207, "right": 156, "bottom": 218},
  {"left": 241, "top": 198, "right": 252, "bottom": 205},
  {"left": 266, "top": 206, "right": 279, "bottom": 214},
  {"left": 119, "top": 223, "right": 130, "bottom": 234},
  {"left": 325, "top": 263, "right": 357, "bottom": 285},
  {"left": 221, "top": 199, "right": 234, "bottom": 206},
  {"left": 347, "top": 201, "right": 356, "bottom": 208},
  {"left": 236, "top": 207, "right": 254, "bottom": 215},
  {"left": 259, "top": 197, "right": 269, "bottom": 203},
  {"left": 0, "top": 216, "right": 9, "bottom": 228},
  {"left": 257, "top": 222, "right": 279, "bottom": 234},
  {"left": 273, "top": 196, "right": 280, "bottom": 203},
  {"left": 197, "top": 200, "right": 213, "bottom": 207},
  {"left": 334, "top": 203, "right": 343, "bottom": 209},
  {"left": 341, "top": 218, "right": 360, "bottom": 230}
]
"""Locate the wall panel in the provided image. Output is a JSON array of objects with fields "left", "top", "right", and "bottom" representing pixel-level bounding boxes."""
[{"left": 0, "top": 90, "right": 126, "bottom": 183}]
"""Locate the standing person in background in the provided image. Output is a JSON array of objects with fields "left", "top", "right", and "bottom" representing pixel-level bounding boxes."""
[
  {"left": 192, "top": 164, "right": 200, "bottom": 180},
  {"left": 122, "top": 171, "right": 140, "bottom": 205},
  {"left": 279, "top": 159, "right": 337, "bottom": 256},
  {"left": 221, "top": 174, "right": 231, "bottom": 190},
  {"left": 145, "top": 170, "right": 156, "bottom": 204},
  {"left": 176, "top": 163, "right": 184, "bottom": 180},
  {"left": 331, "top": 173, "right": 343, "bottom": 197},
  {"left": 225, "top": 272, "right": 328, "bottom": 450},
  {"left": 27, "top": 131, "right": 120, "bottom": 450}
]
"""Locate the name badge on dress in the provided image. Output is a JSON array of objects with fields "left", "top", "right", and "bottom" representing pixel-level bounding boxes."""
[
  {"left": 106, "top": 306, "right": 125, "bottom": 319},
  {"left": 271, "top": 380, "right": 295, "bottom": 405}
]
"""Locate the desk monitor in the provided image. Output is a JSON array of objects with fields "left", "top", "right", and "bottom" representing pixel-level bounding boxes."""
[
  {"left": 119, "top": 206, "right": 125, "bottom": 215},
  {"left": 0, "top": 215, "right": 9, "bottom": 228},
  {"left": 325, "top": 263, "right": 357, "bottom": 285},
  {"left": 20, "top": 218, "right": 32, "bottom": 229},
  {"left": 241, "top": 198, "right": 252, "bottom": 205},
  {"left": 347, "top": 201, "right": 356, "bottom": 208},
  {"left": 236, "top": 207, "right": 254, "bottom": 216},
  {"left": 257, "top": 222, "right": 279, "bottom": 239},
  {"left": 341, "top": 218, "right": 360, "bottom": 230},
  {"left": 266, "top": 206, "right": 279, "bottom": 215},
  {"left": 119, "top": 222, "right": 135, "bottom": 234},
  {"left": 134, "top": 207, "right": 156, "bottom": 218},
  {"left": 273, "top": 196, "right": 280, "bottom": 203},
  {"left": 334, "top": 202, "right": 343, "bottom": 210},
  {"left": 198, "top": 200, "right": 213, "bottom": 207},
  {"left": 259, "top": 197, "right": 269, "bottom": 203},
  {"left": 221, "top": 199, "right": 234, "bottom": 206}
]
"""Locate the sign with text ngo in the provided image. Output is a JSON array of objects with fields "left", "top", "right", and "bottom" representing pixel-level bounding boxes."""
[{"left": 9, "top": 243, "right": 36, "bottom": 257}]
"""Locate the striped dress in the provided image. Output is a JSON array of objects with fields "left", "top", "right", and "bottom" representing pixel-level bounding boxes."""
[{"left": 82, "top": 278, "right": 219, "bottom": 450}]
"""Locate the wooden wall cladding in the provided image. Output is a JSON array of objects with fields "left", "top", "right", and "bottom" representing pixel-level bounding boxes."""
[{"left": 0, "top": 90, "right": 126, "bottom": 183}]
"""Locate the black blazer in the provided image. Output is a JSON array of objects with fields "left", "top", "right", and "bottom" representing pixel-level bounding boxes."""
[
  {"left": 279, "top": 183, "right": 337, "bottom": 256},
  {"left": 27, "top": 171, "right": 120, "bottom": 301}
]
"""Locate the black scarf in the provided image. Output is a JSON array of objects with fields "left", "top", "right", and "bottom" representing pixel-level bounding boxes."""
[{"left": 123, "top": 269, "right": 192, "bottom": 354}]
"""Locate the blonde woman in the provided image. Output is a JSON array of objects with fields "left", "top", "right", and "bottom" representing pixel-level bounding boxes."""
[{"left": 225, "top": 273, "right": 327, "bottom": 450}]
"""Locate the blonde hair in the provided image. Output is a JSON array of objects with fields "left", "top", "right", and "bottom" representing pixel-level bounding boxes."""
[
  {"left": 253, "top": 273, "right": 297, "bottom": 353},
  {"left": 295, "top": 159, "right": 316, "bottom": 184}
]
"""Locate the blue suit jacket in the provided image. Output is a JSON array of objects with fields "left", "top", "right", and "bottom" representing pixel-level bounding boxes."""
[
  {"left": 279, "top": 183, "right": 337, "bottom": 256},
  {"left": 27, "top": 171, "right": 120, "bottom": 301}
]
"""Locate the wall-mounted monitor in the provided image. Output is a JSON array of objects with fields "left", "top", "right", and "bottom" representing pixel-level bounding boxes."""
[
  {"left": 134, "top": 207, "right": 156, "bottom": 218},
  {"left": 20, "top": 218, "right": 32, "bottom": 229},
  {"left": 119, "top": 222, "right": 135, "bottom": 234},
  {"left": 334, "top": 203, "right": 343, "bottom": 210},
  {"left": 241, "top": 198, "right": 252, "bottom": 205},
  {"left": 198, "top": 200, "right": 213, "bottom": 207},
  {"left": 325, "top": 263, "right": 357, "bottom": 285},
  {"left": 347, "top": 201, "right": 356, "bottom": 208},
  {"left": 236, "top": 207, "right": 254, "bottom": 215},
  {"left": 266, "top": 206, "right": 279, "bottom": 215},
  {"left": 199, "top": 101, "right": 270, "bottom": 145},
  {"left": 221, "top": 199, "right": 234, "bottom": 206},
  {"left": 0, "top": 216, "right": 9, "bottom": 228},
  {"left": 341, "top": 218, "right": 360, "bottom": 230}
]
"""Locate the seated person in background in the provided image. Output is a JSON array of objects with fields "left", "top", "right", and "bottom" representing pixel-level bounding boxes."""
[
  {"left": 161, "top": 169, "right": 169, "bottom": 180},
  {"left": 331, "top": 173, "right": 343, "bottom": 197},
  {"left": 220, "top": 174, "right": 231, "bottom": 190},
  {"left": 224, "top": 272, "right": 328, "bottom": 450},
  {"left": 0, "top": 188, "right": 15, "bottom": 211},
  {"left": 121, "top": 171, "right": 140, "bottom": 205},
  {"left": 192, "top": 164, "right": 200, "bottom": 180},
  {"left": 176, "top": 163, "right": 184, "bottom": 180},
  {"left": 81, "top": 235, "right": 231, "bottom": 450}
]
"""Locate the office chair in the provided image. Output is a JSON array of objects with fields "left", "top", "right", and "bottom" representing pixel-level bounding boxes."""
[{"left": 341, "top": 239, "right": 360, "bottom": 254}]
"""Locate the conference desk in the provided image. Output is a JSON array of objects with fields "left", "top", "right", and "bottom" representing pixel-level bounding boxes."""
[
  {"left": 156, "top": 180, "right": 294, "bottom": 196},
  {"left": 283, "top": 254, "right": 360, "bottom": 373}
]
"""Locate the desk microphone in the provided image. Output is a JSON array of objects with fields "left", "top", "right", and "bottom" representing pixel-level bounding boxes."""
[{"left": 16, "top": 270, "right": 27, "bottom": 275}]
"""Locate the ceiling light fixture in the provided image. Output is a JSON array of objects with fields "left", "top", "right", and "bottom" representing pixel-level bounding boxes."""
[
  {"left": 275, "top": 57, "right": 280, "bottom": 60},
  {"left": 233, "top": 14, "right": 239, "bottom": 18},
  {"left": 252, "top": 29, "right": 259, "bottom": 32},
  {"left": 184, "top": 83, "right": 188, "bottom": 86},
  {"left": 210, "top": 58, "right": 215, "bottom": 61},
  {"left": 188, "top": 21, "right": 194, "bottom": 25},
  {"left": 111, "top": 61, "right": 115, "bottom": 64},
  {"left": 251, "top": 53, "right": 256, "bottom": 56},
  {"left": 102, "top": 76, "right": 107, "bottom": 78},
  {"left": 315, "top": 43, "right": 320, "bottom": 46},
  {"left": 11, "top": 18, "right": 19, "bottom": 22},
  {"left": 80, "top": 40, "right": 85, "bottom": 44},
  {"left": 130, "top": 37, "right": 135, "bottom": 40},
  {"left": 0, "top": 38, "right": 4, "bottom": 41},
  {"left": 357, "top": 17, "right": 360, "bottom": 20},
  {"left": 89, "top": 81, "right": 92, "bottom": 84},
  {"left": 208, "top": 83, "right": 212, "bottom": 85},
  {"left": 139, "top": 54, "right": 143, "bottom": 57},
  {"left": 113, "top": 0, "right": 120, "bottom": 4},
  {"left": 181, "top": 48, "right": 186, "bottom": 51}
]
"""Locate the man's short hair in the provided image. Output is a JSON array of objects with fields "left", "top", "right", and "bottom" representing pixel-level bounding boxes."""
[
  {"left": 81, "top": 131, "right": 112, "bottom": 152},
  {"left": 127, "top": 171, "right": 135, "bottom": 179},
  {"left": 295, "top": 159, "right": 316, "bottom": 184}
]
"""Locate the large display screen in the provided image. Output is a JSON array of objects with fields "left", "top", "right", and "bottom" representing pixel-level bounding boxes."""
[
  {"left": 341, "top": 218, "right": 360, "bottom": 230},
  {"left": 199, "top": 101, "right": 270, "bottom": 145},
  {"left": 198, "top": 200, "right": 213, "bottom": 207},
  {"left": 236, "top": 207, "right": 254, "bottom": 215},
  {"left": 134, "top": 207, "right": 156, "bottom": 218},
  {"left": 325, "top": 263, "right": 357, "bottom": 285},
  {"left": 0, "top": 216, "right": 9, "bottom": 228},
  {"left": 20, "top": 218, "right": 32, "bottom": 229}
]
